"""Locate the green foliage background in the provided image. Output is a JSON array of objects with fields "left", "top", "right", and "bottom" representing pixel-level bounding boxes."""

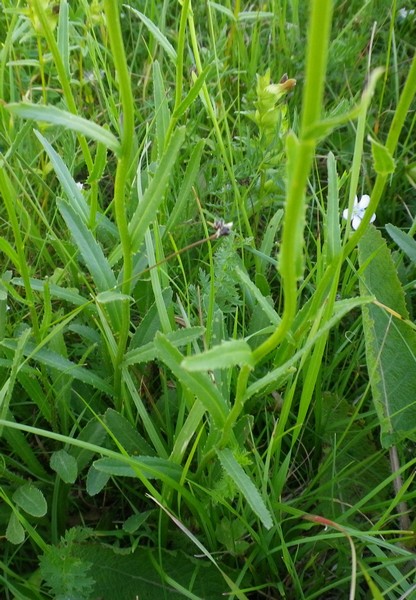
[{"left": 0, "top": 1, "right": 415, "bottom": 599}]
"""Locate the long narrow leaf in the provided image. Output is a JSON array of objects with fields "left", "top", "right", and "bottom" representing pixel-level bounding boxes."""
[
  {"left": 154, "top": 332, "right": 229, "bottom": 428},
  {"left": 128, "top": 127, "right": 186, "bottom": 254},
  {"left": 6, "top": 103, "right": 121, "bottom": 154},
  {"left": 217, "top": 448, "right": 273, "bottom": 530},
  {"left": 57, "top": 199, "right": 117, "bottom": 293},
  {"left": 126, "top": 7, "right": 177, "bottom": 62},
  {"left": 34, "top": 130, "right": 118, "bottom": 238},
  {"left": 1, "top": 339, "right": 113, "bottom": 396}
]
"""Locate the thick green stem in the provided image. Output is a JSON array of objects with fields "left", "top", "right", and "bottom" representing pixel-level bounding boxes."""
[
  {"left": 103, "top": 0, "right": 135, "bottom": 403},
  {"left": 231, "top": 0, "right": 333, "bottom": 425},
  {"left": 252, "top": 0, "right": 333, "bottom": 365},
  {"left": 344, "top": 52, "right": 416, "bottom": 252}
]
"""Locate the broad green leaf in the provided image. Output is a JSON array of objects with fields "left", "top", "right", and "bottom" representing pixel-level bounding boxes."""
[
  {"left": 104, "top": 409, "right": 155, "bottom": 456},
  {"left": 217, "top": 449, "right": 273, "bottom": 530},
  {"left": 358, "top": 226, "right": 416, "bottom": 447},
  {"left": 6, "top": 103, "right": 120, "bottom": 154},
  {"left": 53, "top": 544, "right": 228, "bottom": 600},
  {"left": 86, "top": 464, "right": 110, "bottom": 496},
  {"left": 72, "top": 419, "right": 107, "bottom": 472},
  {"left": 122, "top": 512, "right": 152, "bottom": 534},
  {"left": 50, "top": 449, "right": 78, "bottom": 484},
  {"left": 93, "top": 456, "right": 182, "bottom": 482},
  {"left": 181, "top": 339, "right": 254, "bottom": 371},
  {"left": 154, "top": 332, "right": 229, "bottom": 428},
  {"left": 369, "top": 135, "right": 395, "bottom": 175},
  {"left": 6, "top": 512, "right": 25, "bottom": 545},
  {"left": 386, "top": 223, "right": 416, "bottom": 263},
  {"left": 13, "top": 483, "right": 47, "bottom": 517}
]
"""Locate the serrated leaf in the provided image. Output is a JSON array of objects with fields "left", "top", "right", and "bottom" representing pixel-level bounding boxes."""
[
  {"left": 181, "top": 339, "right": 254, "bottom": 371},
  {"left": 217, "top": 449, "right": 273, "bottom": 530},
  {"left": 50, "top": 449, "right": 78, "bottom": 484},
  {"left": 369, "top": 135, "right": 395, "bottom": 175},
  {"left": 358, "top": 226, "right": 416, "bottom": 447},
  {"left": 13, "top": 483, "right": 47, "bottom": 517},
  {"left": 6, "top": 512, "right": 25, "bottom": 545}
]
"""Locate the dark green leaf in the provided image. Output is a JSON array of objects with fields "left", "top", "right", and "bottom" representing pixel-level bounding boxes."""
[{"left": 358, "top": 226, "right": 416, "bottom": 447}]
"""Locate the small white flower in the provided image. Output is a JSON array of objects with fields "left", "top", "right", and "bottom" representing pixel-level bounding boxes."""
[
  {"left": 342, "top": 195, "right": 376, "bottom": 230},
  {"left": 398, "top": 8, "right": 415, "bottom": 20},
  {"left": 76, "top": 182, "right": 84, "bottom": 190}
]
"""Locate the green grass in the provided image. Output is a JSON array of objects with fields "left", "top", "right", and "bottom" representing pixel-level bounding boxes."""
[{"left": 0, "top": 1, "right": 416, "bottom": 598}]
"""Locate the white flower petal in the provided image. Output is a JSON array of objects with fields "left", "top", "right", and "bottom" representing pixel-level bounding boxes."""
[
  {"left": 357, "top": 194, "right": 371, "bottom": 209},
  {"left": 351, "top": 215, "right": 362, "bottom": 230},
  {"left": 369, "top": 212, "right": 376, "bottom": 223},
  {"left": 342, "top": 208, "right": 350, "bottom": 220}
]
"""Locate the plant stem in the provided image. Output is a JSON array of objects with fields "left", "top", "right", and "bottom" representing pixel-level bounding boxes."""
[
  {"left": 30, "top": 0, "right": 93, "bottom": 173},
  {"left": 252, "top": 0, "right": 333, "bottom": 365},
  {"left": 103, "top": 0, "right": 135, "bottom": 404}
]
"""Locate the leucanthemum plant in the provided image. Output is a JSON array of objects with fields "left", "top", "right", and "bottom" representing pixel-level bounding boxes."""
[{"left": 342, "top": 194, "right": 376, "bottom": 230}]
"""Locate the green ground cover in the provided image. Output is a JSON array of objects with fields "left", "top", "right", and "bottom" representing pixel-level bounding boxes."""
[{"left": 0, "top": 1, "right": 415, "bottom": 598}]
